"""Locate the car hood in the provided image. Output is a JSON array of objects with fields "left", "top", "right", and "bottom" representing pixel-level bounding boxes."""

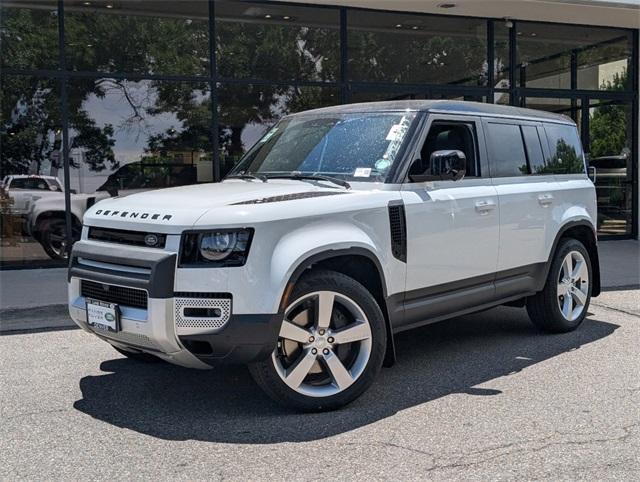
[{"left": 83, "top": 180, "right": 346, "bottom": 232}]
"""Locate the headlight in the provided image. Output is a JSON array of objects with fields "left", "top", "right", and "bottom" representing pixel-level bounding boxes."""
[
  {"left": 200, "top": 231, "right": 237, "bottom": 261},
  {"left": 180, "top": 228, "right": 253, "bottom": 267}
]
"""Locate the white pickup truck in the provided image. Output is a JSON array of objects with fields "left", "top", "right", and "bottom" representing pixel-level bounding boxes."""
[{"left": 2, "top": 175, "right": 108, "bottom": 259}]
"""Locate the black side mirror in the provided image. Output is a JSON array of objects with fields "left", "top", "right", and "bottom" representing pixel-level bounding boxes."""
[
  {"left": 408, "top": 150, "right": 467, "bottom": 182},
  {"left": 431, "top": 150, "right": 466, "bottom": 181}
]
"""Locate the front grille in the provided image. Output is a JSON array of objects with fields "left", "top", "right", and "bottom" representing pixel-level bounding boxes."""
[
  {"left": 88, "top": 227, "right": 166, "bottom": 249},
  {"left": 81, "top": 280, "right": 148, "bottom": 309}
]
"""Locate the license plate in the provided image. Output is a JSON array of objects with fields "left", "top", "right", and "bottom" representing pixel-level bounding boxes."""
[{"left": 86, "top": 299, "right": 120, "bottom": 333}]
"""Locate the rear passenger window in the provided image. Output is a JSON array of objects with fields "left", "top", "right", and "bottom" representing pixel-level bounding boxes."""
[
  {"left": 521, "top": 126, "right": 546, "bottom": 174},
  {"left": 544, "top": 124, "right": 585, "bottom": 174},
  {"left": 487, "top": 123, "right": 528, "bottom": 177}
]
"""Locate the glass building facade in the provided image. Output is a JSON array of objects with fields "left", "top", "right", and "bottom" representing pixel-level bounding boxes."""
[{"left": 1, "top": 0, "right": 638, "bottom": 268}]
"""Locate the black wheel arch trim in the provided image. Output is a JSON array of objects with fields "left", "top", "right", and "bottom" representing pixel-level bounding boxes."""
[
  {"left": 281, "top": 246, "right": 397, "bottom": 367},
  {"left": 545, "top": 220, "right": 601, "bottom": 297}
]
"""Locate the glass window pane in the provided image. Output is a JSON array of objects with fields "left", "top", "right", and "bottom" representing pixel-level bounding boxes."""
[
  {"left": 517, "top": 22, "right": 634, "bottom": 91},
  {"left": 516, "top": 22, "right": 572, "bottom": 89},
  {"left": 64, "top": 1, "right": 210, "bottom": 75},
  {"left": 348, "top": 11, "right": 487, "bottom": 86},
  {"left": 577, "top": 29, "right": 633, "bottom": 91},
  {"left": 1, "top": 76, "right": 69, "bottom": 266},
  {"left": 67, "top": 79, "right": 212, "bottom": 196},
  {"left": 494, "top": 22, "right": 510, "bottom": 89},
  {"left": 486, "top": 123, "right": 528, "bottom": 177},
  {"left": 587, "top": 100, "right": 633, "bottom": 236},
  {"left": 1, "top": 1, "right": 59, "bottom": 70},
  {"left": 544, "top": 124, "right": 585, "bottom": 175},
  {"left": 217, "top": 83, "right": 340, "bottom": 177},
  {"left": 215, "top": 1, "right": 340, "bottom": 82},
  {"left": 233, "top": 112, "right": 417, "bottom": 183},
  {"left": 521, "top": 125, "right": 546, "bottom": 174}
]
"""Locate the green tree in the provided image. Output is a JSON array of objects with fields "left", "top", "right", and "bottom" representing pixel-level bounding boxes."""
[{"left": 588, "top": 71, "right": 630, "bottom": 159}]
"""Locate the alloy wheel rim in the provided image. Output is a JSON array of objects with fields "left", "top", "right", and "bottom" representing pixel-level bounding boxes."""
[
  {"left": 557, "top": 250, "right": 589, "bottom": 321},
  {"left": 272, "top": 291, "right": 372, "bottom": 398}
]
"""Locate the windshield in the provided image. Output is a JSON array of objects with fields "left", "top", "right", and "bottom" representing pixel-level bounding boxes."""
[{"left": 229, "top": 112, "right": 418, "bottom": 183}]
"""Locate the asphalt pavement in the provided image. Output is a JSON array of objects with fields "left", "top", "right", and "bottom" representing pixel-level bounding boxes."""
[{"left": 1, "top": 291, "right": 638, "bottom": 480}]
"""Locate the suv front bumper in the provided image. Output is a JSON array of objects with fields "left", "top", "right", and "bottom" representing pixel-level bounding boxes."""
[{"left": 68, "top": 241, "right": 282, "bottom": 368}]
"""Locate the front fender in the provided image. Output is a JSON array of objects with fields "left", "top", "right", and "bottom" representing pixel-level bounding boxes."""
[{"left": 269, "top": 221, "right": 382, "bottom": 313}]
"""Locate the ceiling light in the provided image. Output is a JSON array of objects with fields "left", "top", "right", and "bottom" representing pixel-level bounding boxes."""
[
  {"left": 438, "top": 3, "right": 456, "bottom": 8},
  {"left": 395, "top": 24, "right": 402, "bottom": 28},
  {"left": 411, "top": 26, "right": 419, "bottom": 30},
  {"left": 264, "top": 14, "right": 272, "bottom": 19},
  {"left": 530, "top": 32, "right": 537, "bottom": 37},
  {"left": 283, "top": 15, "right": 291, "bottom": 20},
  {"left": 105, "top": 4, "right": 113, "bottom": 8},
  {"left": 83, "top": 1, "right": 91, "bottom": 5}
]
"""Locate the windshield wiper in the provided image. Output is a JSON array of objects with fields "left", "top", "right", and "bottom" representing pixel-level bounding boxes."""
[
  {"left": 226, "top": 172, "right": 268, "bottom": 183},
  {"left": 264, "top": 173, "right": 351, "bottom": 190}
]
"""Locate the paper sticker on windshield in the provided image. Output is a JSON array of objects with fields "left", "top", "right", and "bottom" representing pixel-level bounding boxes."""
[
  {"left": 354, "top": 167, "right": 372, "bottom": 178},
  {"left": 259, "top": 126, "right": 278, "bottom": 143},
  {"left": 386, "top": 124, "right": 403, "bottom": 141}
]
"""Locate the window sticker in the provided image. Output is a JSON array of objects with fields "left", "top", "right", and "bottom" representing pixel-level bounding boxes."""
[
  {"left": 375, "top": 158, "right": 392, "bottom": 171},
  {"left": 354, "top": 167, "right": 372, "bottom": 178},
  {"left": 386, "top": 124, "right": 403, "bottom": 141}
]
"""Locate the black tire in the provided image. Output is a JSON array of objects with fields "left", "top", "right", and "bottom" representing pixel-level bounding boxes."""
[
  {"left": 249, "top": 270, "right": 387, "bottom": 412},
  {"left": 112, "top": 345, "right": 163, "bottom": 363},
  {"left": 527, "top": 238, "right": 592, "bottom": 333},
  {"left": 36, "top": 217, "right": 80, "bottom": 260}
]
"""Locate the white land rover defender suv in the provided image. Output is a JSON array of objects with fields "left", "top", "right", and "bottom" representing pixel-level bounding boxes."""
[{"left": 68, "top": 101, "right": 600, "bottom": 411}]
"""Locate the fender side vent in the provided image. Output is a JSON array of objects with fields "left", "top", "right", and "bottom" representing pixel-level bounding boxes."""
[{"left": 388, "top": 203, "right": 407, "bottom": 263}]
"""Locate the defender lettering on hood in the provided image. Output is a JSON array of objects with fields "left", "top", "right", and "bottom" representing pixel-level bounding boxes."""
[{"left": 94, "top": 209, "right": 173, "bottom": 221}]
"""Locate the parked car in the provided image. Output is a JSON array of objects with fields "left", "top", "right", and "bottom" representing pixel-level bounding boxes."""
[
  {"left": 1, "top": 173, "right": 113, "bottom": 259},
  {"left": 68, "top": 101, "right": 600, "bottom": 411},
  {"left": 1, "top": 175, "right": 65, "bottom": 216}
]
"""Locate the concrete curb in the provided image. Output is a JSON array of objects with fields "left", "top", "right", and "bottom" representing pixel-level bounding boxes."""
[{"left": 0, "top": 304, "right": 76, "bottom": 334}]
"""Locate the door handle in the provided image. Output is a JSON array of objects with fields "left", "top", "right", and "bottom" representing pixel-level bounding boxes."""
[
  {"left": 538, "top": 193, "right": 554, "bottom": 206},
  {"left": 475, "top": 200, "right": 496, "bottom": 214}
]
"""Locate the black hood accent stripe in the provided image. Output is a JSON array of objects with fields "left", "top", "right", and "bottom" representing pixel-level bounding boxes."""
[{"left": 231, "top": 191, "right": 348, "bottom": 205}]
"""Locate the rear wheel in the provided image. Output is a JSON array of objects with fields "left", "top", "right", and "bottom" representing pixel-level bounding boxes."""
[
  {"left": 112, "top": 345, "right": 162, "bottom": 363},
  {"left": 249, "top": 270, "right": 386, "bottom": 412},
  {"left": 527, "top": 238, "right": 592, "bottom": 333}
]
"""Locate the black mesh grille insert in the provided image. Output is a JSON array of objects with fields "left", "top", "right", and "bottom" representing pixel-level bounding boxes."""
[
  {"left": 88, "top": 227, "right": 166, "bottom": 248},
  {"left": 388, "top": 203, "right": 407, "bottom": 263},
  {"left": 81, "top": 280, "right": 148, "bottom": 309}
]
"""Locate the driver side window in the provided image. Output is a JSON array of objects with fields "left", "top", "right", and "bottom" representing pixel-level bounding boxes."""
[{"left": 409, "top": 122, "right": 478, "bottom": 179}]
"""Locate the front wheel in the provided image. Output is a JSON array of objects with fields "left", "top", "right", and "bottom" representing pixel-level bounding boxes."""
[
  {"left": 249, "top": 270, "right": 387, "bottom": 412},
  {"left": 527, "top": 238, "right": 592, "bottom": 333}
]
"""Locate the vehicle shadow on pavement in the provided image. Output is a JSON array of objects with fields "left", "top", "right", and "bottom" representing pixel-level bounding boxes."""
[{"left": 73, "top": 306, "right": 618, "bottom": 444}]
